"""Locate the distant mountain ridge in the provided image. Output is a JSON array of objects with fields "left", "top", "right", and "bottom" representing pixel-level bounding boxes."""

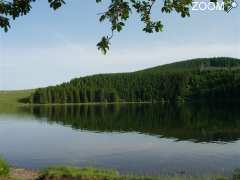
[{"left": 30, "top": 57, "right": 240, "bottom": 104}]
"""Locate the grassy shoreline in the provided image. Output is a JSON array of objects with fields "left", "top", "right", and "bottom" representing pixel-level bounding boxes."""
[
  {"left": 0, "top": 158, "right": 239, "bottom": 180},
  {"left": 0, "top": 159, "right": 239, "bottom": 180},
  {"left": 0, "top": 166, "right": 239, "bottom": 180}
]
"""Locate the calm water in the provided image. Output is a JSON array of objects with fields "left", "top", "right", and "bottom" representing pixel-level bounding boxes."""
[{"left": 0, "top": 103, "right": 240, "bottom": 176}]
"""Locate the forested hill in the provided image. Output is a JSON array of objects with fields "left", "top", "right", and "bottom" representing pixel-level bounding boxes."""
[
  {"left": 136, "top": 57, "right": 240, "bottom": 73},
  {"left": 30, "top": 57, "right": 240, "bottom": 104}
]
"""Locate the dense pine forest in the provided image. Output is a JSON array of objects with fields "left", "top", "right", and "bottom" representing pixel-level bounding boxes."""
[{"left": 30, "top": 57, "right": 240, "bottom": 104}]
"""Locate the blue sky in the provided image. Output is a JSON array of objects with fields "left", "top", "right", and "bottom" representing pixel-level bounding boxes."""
[{"left": 0, "top": 0, "right": 239, "bottom": 90}]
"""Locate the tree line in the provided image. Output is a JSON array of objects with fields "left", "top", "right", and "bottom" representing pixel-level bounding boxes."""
[
  {"left": 30, "top": 72, "right": 189, "bottom": 104},
  {"left": 30, "top": 58, "right": 240, "bottom": 104}
]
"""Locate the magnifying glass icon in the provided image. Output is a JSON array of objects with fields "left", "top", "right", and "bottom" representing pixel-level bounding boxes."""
[{"left": 227, "top": 1, "right": 238, "bottom": 12}]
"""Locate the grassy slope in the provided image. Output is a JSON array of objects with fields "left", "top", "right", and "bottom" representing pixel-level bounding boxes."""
[
  {"left": 0, "top": 90, "right": 33, "bottom": 114},
  {"left": 0, "top": 90, "right": 33, "bottom": 105}
]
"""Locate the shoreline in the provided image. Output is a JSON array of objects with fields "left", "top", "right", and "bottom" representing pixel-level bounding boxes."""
[
  {"left": 3, "top": 166, "right": 240, "bottom": 180},
  {"left": 1, "top": 157, "right": 240, "bottom": 180},
  {"left": 9, "top": 168, "right": 39, "bottom": 180},
  {"left": 19, "top": 101, "right": 154, "bottom": 107}
]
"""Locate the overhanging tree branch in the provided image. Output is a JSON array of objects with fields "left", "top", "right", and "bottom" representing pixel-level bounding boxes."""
[{"left": 0, "top": 0, "right": 233, "bottom": 54}]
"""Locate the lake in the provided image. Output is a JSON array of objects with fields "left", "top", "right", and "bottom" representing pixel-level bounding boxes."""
[{"left": 0, "top": 103, "right": 240, "bottom": 176}]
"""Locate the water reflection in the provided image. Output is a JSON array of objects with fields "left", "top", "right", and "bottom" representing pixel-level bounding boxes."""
[
  {"left": 25, "top": 103, "right": 240, "bottom": 143},
  {"left": 1, "top": 103, "right": 240, "bottom": 175}
]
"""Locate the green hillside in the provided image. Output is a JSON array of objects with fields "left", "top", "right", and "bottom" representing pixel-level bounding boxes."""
[
  {"left": 30, "top": 57, "right": 240, "bottom": 104},
  {"left": 0, "top": 90, "right": 34, "bottom": 114},
  {"left": 0, "top": 90, "right": 33, "bottom": 105},
  {"left": 137, "top": 57, "right": 240, "bottom": 73}
]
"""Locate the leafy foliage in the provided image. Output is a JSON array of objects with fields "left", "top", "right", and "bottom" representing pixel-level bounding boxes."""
[
  {"left": 0, "top": 0, "right": 233, "bottom": 54},
  {"left": 233, "top": 169, "right": 240, "bottom": 180},
  {"left": 0, "top": 157, "right": 10, "bottom": 177}
]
